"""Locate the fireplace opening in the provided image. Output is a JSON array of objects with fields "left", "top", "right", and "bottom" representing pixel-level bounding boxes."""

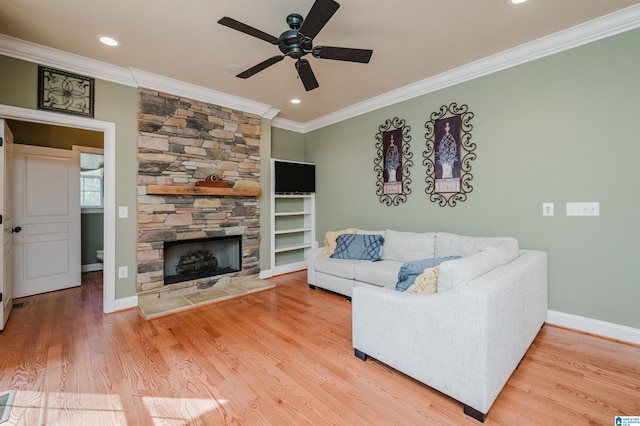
[{"left": 164, "top": 235, "right": 242, "bottom": 285}]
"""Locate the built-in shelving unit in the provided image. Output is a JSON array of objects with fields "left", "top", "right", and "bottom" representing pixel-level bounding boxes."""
[{"left": 269, "top": 160, "right": 315, "bottom": 276}]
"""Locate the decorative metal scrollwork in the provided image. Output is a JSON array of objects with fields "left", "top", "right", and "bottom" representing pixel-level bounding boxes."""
[
  {"left": 374, "top": 117, "right": 413, "bottom": 206},
  {"left": 423, "top": 102, "right": 475, "bottom": 207}
]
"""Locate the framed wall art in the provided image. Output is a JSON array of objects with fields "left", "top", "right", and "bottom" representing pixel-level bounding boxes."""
[
  {"left": 374, "top": 117, "right": 413, "bottom": 206},
  {"left": 38, "top": 66, "right": 95, "bottom": 117},
  {"left": 423, "top": 102, "right": 475, "bottom": 207}
]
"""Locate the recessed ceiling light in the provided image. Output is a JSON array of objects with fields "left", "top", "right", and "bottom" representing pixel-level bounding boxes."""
[
  {"left": 508, "top": 0, "right": 527, "bottom": 4},
  {"left": 98, "top": 36, "right": 119, "bottom": 47},
  {"left": 290, "top": 99, "right": 301, "bottom": 104},
  {"left": 227, "top": 65, "right": 244, "bottom": 75}
]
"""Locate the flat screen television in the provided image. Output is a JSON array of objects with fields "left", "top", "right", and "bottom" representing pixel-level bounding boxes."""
[{"left": 274, "top": 161, "right": 315, "bottom": 194}]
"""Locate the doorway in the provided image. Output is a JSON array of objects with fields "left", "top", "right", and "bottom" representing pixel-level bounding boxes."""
[{"left": 0, "top": 104, "right": 117, "bottom": 313}]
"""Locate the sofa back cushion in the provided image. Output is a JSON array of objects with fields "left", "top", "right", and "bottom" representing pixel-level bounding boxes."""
[
  {"left": 381, "top": 230, "right": 436, "bottom": 262},
  {"left": 435, "top": 233, "right": 515, "bottom": 257},
  {"left": 437, "top": 238, "right": 520, "bottom": 292}
]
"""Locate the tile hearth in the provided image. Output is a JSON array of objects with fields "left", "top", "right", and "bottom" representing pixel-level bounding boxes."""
[{"left": 138, "top": 276, "right": 275, "bottom": 319}]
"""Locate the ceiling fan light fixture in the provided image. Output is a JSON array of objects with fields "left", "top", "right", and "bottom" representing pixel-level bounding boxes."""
[{"left": 98, "top": 35, "right": 119, "bottom": 47}]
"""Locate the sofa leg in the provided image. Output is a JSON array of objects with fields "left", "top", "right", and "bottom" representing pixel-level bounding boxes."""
[
  {"left": 463, "top": 405, "right": 486, "bottom": 422},
  {"left": 308, "top": 284, "right": 316, "bottom": 290},
  {"left": 354, "top": 349, "right": 367, "bottom": 361}
]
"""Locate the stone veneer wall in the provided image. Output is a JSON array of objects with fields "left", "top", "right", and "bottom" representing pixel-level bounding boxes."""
[{"left": 136, "top": 89, "right": 261, "bottom": 298}]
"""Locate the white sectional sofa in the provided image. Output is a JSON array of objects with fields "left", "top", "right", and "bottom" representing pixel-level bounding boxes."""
[{"left": 306, "top": 229, "right": 548, "bottom": 422}]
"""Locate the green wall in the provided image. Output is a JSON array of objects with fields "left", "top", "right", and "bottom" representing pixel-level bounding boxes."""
[
  {"left": 0, "top": 54, "right": 139, "bottom": 299},
  {"left": 271, "top": 127, "right": 305, "bottom": 161},
  {"left": 304, "top": 28, "right": 640, "bottom": 329},
  {"left": 81, "top": 213, "right": 104, "bottom": 265}
]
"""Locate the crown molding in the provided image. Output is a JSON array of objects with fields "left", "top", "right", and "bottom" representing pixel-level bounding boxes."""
[
  {"left": 284, "top": 3, "right": 640, "bottom": 134},
  {"left": 129, "top": 68, "right": 275, "bottom": 118},
  {"left": 0, "top": 34, "right": 279, "bottom": 119},
  {"left": 0, "top": 34, "right": 137, "bottom": 87},
  {"left": 2, "top": 3, "right": 639, "bottom": 130}
]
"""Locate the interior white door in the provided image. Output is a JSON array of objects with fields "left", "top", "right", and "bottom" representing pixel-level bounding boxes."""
[
  {"left": 13, "top": 144, "right": 81, "bottom": 298},
  {"left": 1, "top": 119, "right": 14, "bottom": 330}
]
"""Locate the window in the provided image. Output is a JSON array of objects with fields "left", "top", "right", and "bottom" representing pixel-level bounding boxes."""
[{"left": 80, "top": 151, "right": 104, "bottom": 209}]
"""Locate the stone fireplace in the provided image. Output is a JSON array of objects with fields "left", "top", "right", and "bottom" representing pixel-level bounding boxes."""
[{"left": 136, "top": 89, "right": 262, "bottom": 314}]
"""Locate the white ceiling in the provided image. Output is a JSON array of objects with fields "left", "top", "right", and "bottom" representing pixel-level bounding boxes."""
[{"left": 1, "top": 0, "right": 639, "bottom": 126}]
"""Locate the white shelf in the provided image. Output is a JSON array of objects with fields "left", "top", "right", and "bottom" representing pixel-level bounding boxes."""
[
  {"left": 274, "top": 242, "right": 313, "bottom": 253},
  {"left": 270, "top": 160, "right": 315, "bottom": 273},
  {"left": 274, "top": 227, "right": 312, "bottom": 235}
]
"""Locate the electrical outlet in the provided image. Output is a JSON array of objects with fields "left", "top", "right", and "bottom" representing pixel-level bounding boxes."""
[
  {"left": 118, "top": 266, "right": 128, "bottom": 279},
  {"left": 542, "top": 203, "right": 554, "bottom": 216}
]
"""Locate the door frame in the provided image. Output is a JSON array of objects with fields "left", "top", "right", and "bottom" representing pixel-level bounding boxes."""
[{"left": 0, "top": 104, "right": 116, "bottom": 313}]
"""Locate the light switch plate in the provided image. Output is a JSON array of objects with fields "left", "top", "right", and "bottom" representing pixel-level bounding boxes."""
[
  {"left": 542, "top": 203, "right": 554, "bottom": 216},
  {"left": 566, "top": 202, "right": 599, "bottom": 216},
  {"left": 118, "top": 206, "right": 128, "bottom": 218}
]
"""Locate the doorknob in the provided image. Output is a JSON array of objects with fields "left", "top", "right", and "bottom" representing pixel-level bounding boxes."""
[{"left": 11, "top": 226, "right": 21, "bottom": 233}]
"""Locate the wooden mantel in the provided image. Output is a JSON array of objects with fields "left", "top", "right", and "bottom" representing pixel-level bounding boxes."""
[{"left": 147, "top": 185, "right": 262, "bottom": 197}]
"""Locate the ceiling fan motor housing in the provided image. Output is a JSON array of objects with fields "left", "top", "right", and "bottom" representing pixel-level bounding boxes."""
[{"left": 279, "top": 29, "right": 304, "bottom": 58}]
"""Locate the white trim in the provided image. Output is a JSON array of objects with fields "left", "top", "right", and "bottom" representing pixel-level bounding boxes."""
[
  {"left": 546, "top": 310, "right": 640, "bottom": 346},
  {"left": 114, "top": 295, "right": 138, "bottom": 312},
  {"left": 273, "top": 4, "right": 640, "bottom": 133},
  {"left": 0, "top": 104, "right": 117, "bottom": 314},
  {"left": 0, "top": 34, "right": 137, "bottom": 87},
  {"left": 0, "top": 35, "right": 280, "bottom": 120},
  {"left": 130, "top": 68, "right": 276, "bottom": 119},
  {"left": 259, "top": 269, "right": 274, "bottom": 279},
  {"left": 81, "top": 263, "right": 104, "bottom": 273},
  {"left": 2, "top": 5, "right": 639, "bottom": 132}
]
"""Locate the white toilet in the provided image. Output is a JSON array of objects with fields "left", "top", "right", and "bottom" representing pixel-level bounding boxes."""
[{"left": 96, "top": 249, "right": 104, "bottom": 262}]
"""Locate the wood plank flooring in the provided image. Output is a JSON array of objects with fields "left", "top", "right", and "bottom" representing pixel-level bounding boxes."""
[{"left": 0, "top": 270, "right": 638, "bottom": 425}]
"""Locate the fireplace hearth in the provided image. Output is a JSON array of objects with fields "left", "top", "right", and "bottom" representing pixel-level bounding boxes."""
[{"left": 164, "top": 235, "right": 242, "bottom": 285}]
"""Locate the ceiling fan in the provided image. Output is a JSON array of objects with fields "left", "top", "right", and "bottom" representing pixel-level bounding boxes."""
[{"left": 218, "top": 0, "right": 373, "bottom": 91}]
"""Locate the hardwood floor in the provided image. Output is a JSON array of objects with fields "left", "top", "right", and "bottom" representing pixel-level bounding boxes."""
[{"left": 1, "top": 270, "right": 638, "bottom": 425}]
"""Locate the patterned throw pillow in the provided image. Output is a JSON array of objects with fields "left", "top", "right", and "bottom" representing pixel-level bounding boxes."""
[
  {"left": 406, "top": 267, "right": 439, "bottom": 294},
  {"left": 330, "top": 234, "right": 385, "bottom": 261}
]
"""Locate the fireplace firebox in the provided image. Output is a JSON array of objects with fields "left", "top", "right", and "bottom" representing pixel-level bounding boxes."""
[{"left": 163, "top": 235, "right": 242, "bottom": 285}]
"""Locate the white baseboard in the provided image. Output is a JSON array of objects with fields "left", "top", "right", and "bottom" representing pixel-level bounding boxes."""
[
  {"left": 114, "top": 295, "right": 138, "bottom": 311},
  {"left": 261, "top": 261, "right": 307, "bottom": 279},
  {"left": 546, "top": 310, "right": 640, "bottom": 345},
  {"left": 81, "top": 263, "right": 104, "bottom": 272},
  {"left": 259, "top": 270, "right": 274, "bottom": 279}
]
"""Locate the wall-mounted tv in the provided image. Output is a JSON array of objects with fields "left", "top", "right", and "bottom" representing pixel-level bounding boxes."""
[{"left": 274, "top": 160, "right": 315, "bottom": 194}]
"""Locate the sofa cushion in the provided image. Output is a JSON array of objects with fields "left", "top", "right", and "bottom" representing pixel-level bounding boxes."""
[
  {"left": 434, "top": 233, "right": 516, "bottom": 257},
  {"left": 396, "top": 256, "right": 461, "bottom": 291},
  {"left": 323, "top": 228, "right": 357, "bottom": 256},
  {"left": 406, "top": 267, "right": 439, "bottom": 294},
  {"left": 437, "top": 239, "right": 520, "bottom": 292},
  {"left": 331, "top": 234, "right": 385, "bottom": 261},
  {"left": 313, "top": 256, "right": 364, "bottom": 280},
  {"left": 381, "top": 230, "right": 436, "bottom": 262},
  {"left": 353, "top": 260, "right": 403, "bottom": 287}
]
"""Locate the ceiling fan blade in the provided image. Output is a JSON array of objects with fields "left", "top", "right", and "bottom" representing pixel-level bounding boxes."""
[
  {"left": 313, "top": 46, "right": 373, "bottom": 63},
  {"left": 218, "top": 17, "right": 279, "bottom": 45},
  {"left": 295, "top": 59, "right": 319, "bottom": 91},
  {"left": 298, "top": 0, "right": 340, "bottom": 40},
  {"left": 236, "top": 56, "right": 285, "bottom": 79}
]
